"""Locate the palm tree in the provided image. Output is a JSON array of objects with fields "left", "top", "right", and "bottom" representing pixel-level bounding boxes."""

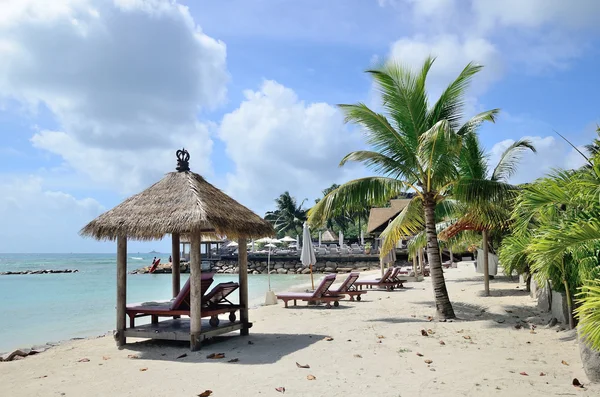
[
  {"left": 451, "top": 135, "right": 536, "bottom": 295},
  {"left": 309, "top": 57, "right": 499, "bottom": 319},
  {"left": 265, "top": 192, "right": 308, "bottom": 237}
]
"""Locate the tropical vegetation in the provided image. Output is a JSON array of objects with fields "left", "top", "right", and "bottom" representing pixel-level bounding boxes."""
[
  {"left": 309, "top": 57, "right": 500, "bottom": 320},
  {"left": 264, "top": 191, "right": 307, "bottom": 237}
]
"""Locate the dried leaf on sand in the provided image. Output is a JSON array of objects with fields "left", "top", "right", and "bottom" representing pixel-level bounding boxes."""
[
  {"left": 561, "top": 360, "right": 569, "bottom": 366},
  {"left": 198, "top": 390, "right": 213, "bottom": 397},
  {"left": 324, "top": 337, "right": 334, "bottom": 341},
  {"left": 77, "top": 358, "right": 90, "bottom": 363},
  {"left": 416, "top": 353, "right": 424, "bottom": 357},
  {"left": 424, "top": 359, "right": 433, "bottom": 364},
  {"left": 307, "top": 375, "right": 316, "bottom": 380},
  {"left": 573, "top": 378, "right": 584, "bottom": 388},
  {"left": 463, "top": 336, "right": 471, "bottom": 340},
  {"left": 519, "top": 372, "right": 528, "bottom": 376},
  {"left": 420, "top": 330, "right": 428, "bottom": 337},
  {"left": 427, "top": 329, "right": 435, "bottom": 335},
  {"left": 439, "top": 341, "right": 445, "bottom": 345},
  {"left": 296, "top": 362, "right": 310, "bottom": 369},
  {"left": 102, "top": 356, "right": 110, "bottom": 360},
  {"left": 139, "top": 367, "right": 148, "bottom": 372},
  {"left": 275, "top": 387, "right": 286, "bottom": 393},
  {"left": 228, "top": 358, "right": 239, "bottom": 363},
  {"left": 376, "top": 335, "right": 385, "bottom": 339},
  {"left": 177, "top": 353, "right": 187, "bottom": 359},
  {"left": 206, "top": 353, "right": 225, "bottom": 359},
  {"left": 354, "top": 354, "right": 362, "bottom": 358},
  {"left": 127, "top": 354, "right": 139, "bottom": 359}
]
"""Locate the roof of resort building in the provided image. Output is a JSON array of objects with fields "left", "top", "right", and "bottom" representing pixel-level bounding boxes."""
[
  {"left": 367, "top": 198, "right": 412, "bottom": 234},
  {"left": 80, "top": 149, "right": 274, "bottom": 241},
  {"left": 320, "top": 229, "right": 337, "bottom": 242}
]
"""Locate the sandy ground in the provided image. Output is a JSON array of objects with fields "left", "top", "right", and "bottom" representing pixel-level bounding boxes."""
[{"left": 1, "top": 262, "right": 598, "bottom": 397}]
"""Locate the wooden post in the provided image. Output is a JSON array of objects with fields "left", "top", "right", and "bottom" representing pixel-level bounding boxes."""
[
  {"left": 482, "top": 230, "right": 490, "bottom": 296},
  {"left": 238, "top": 236, "right": 249, "bottom": 335},
  {"left": 116, "top": 235, "right": 127, "bottom": 347},
  {"left": 449, "top": 247, "right": 454, "bottom": 266},
  {"left": 380, "top": 257, "right": 384, "bottom": 278},
  {"left": 418, "top": 248, "right": 424, "bottom": 275},
  {"left": 171, "top": 233, "right": 181, "bottom": 297},
  {"left": 189, "top": 233, "right": 202, "bottom": 351}
]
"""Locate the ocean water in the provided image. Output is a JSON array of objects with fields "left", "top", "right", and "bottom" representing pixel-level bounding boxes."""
[{"left": 0, "top": 253, "right": 310, "bottom": 352}]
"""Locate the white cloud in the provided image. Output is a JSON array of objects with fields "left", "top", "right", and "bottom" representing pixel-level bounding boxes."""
[
  {"left": 0, "top": 176, "right": 105, "bottom": 252},
  {"left": 218, "top": 80, "right": 366, "bottom": 215},
  {"left": 389, "top": 34, "right": 503, "bottom": 100},
  {"left": 0, "top": 0, "right": 227, "bottom": 193}
]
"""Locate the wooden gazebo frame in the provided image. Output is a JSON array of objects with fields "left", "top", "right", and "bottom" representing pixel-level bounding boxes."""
[{"left": 81, "top": 149, "right": 273, "bottom": 350}]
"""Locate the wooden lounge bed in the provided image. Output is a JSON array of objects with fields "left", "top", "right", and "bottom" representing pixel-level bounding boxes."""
[
  {"left": 327, "top": 272, "right": 367, "bottom": 301},
  {"left": 276, "top": 274, "right": 344, "bottom": 308},
  {"left": 355, "top": 267, "right": 399, "bottom": 291},
  {"left": 126, "top": 274, "right": 242, "bottom": 328}
]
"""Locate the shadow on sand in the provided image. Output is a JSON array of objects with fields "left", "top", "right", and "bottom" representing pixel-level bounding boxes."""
[{"left": 124, "top": 332, "right": 327, "bottom": 364}]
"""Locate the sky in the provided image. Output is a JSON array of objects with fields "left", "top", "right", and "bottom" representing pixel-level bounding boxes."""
[{"left": 0, "top": 0, "right": 598, "bottom": 253}]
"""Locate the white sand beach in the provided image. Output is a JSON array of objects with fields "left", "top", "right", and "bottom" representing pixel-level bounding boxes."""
[{"left": 1, "top": 262, "right": 597, "bottom": 397}]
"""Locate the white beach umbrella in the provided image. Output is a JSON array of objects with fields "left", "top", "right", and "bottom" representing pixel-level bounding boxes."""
[
  {"left": 280, "top": 236, "right": 296, "bottom": 242},
  {"left": 300, "top": 222, "right": 317, "bottom": 290},
  {"left": 227, "top": 241, "right": 238, "bottom": 247},
  {"left": 265, "top": 243, "right": 277, "bottom": 248}
]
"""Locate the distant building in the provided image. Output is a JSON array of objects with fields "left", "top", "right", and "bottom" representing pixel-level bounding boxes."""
[{"left": 367, "top": 199, "right": 412, "bottom": 249}]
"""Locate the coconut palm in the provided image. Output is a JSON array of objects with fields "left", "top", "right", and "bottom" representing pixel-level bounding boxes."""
[
  {"left": 265, "top": 192, "right": 307, "bottom": 237},
  {"left": 308, "top": 57, "right": 500, "bottom": 319}
]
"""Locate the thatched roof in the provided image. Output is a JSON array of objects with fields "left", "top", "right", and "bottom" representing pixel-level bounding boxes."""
[
  {"left": 367, "top": 199, "right": 411, "bottom": 233},
  {"left": 81, "top": 150, "right": 274, "bottom": 241},
  {"left": 321, "top": 229, "right": 337, "bottom": 242}
]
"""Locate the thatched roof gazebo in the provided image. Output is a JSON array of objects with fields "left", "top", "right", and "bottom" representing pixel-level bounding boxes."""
[{"left": 81, "top": 149, "right": 274, "bottom": 350}]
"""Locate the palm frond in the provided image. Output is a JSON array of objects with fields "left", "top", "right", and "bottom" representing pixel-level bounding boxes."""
[
  {"left": 308, "top": 177, "right": 409, "bottom": 228},
  {"left": 491, "top": 139, "right": 537, "bottom": 182},
  {"left": 379, "top": 196, "right": 424, "bottom": 256}
]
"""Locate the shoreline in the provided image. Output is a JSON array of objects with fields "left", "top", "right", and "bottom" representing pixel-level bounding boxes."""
[
  {"left": 3, "top": 264, "right": 597, "bottom": 396},
  {"left": 1, "top": 270, "right": 369, "bottom": 358}
]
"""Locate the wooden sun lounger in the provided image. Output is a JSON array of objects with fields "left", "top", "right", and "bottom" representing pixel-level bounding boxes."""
[
  {"left": 126, "top": 274, "right": 242, "bottom": 328},
  {"left": 355, "top": 267, "right": 399, "bottom": 291},
  {"left": 276, "top": 274, "right": 344, "bottom": 308},
  {"left": 326, "top": 272, "right": 367, "bottom": 301}
]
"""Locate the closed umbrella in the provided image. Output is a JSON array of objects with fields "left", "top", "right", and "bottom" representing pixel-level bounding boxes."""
[
  {"left": 318, "top": 231, "right": 322, "bottom": 247},
  {"left": 296, "top": 234, "right": 300, "bottom": 250},
  {"left": 300, "top": 222, "right": 317, "bottom": 290},
  {"left": 381, "top": 248, "right": 397, "bottom": 277},
  {"left": 360, "top": 230, "right": 364, "bottom": 246},
  {"left": 339, "top": 231, "right": 343, "bottom": 248}
]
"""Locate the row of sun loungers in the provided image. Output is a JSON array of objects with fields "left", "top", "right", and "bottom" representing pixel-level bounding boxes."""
[{"left": 275, "top": 269, "right": 409, "bottom": 308}]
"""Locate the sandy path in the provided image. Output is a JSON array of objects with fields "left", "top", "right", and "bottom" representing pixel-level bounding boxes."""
[{"left": 1, "top": 262, "right": 597, "bottom": 396}]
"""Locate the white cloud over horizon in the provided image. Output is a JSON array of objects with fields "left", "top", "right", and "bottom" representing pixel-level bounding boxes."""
[{"left": 218, "top": 80, "right": 367, "bottom": 215}]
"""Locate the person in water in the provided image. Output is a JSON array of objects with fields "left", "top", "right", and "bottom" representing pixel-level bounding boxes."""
[
  {"left": 169, "top": 255, "right": 172, "bottom": 263},
  {"left": 152, "top": 256, "right": 157, "bottom": 265}
]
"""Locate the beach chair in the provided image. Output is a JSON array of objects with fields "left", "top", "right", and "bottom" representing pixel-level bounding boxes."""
[
  {"left": 276, "top": 274, "right": 344, "bottom": 308},
  {"left": 355, "top": 267, "right": 399, "bottom": 291},
  {"left": 126, "top": 274, "right": 242, "bottom": 328},
  {"left": 326, "top": 272, "right": 367, "bottom": 301},
  {"left": 389, "top": 267, "right": 408, "bottom": 288}
]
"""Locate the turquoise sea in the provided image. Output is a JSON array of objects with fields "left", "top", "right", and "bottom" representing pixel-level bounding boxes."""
[{"left": 0, "top": 253, "right": 310, "bottom": 353}]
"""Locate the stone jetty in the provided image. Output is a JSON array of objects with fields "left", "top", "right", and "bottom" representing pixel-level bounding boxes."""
[{"left": 0, "top": 269, "right": 79, "bottom": 276}]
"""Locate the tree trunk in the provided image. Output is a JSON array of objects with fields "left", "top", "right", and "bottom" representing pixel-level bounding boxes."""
[
  {"left": 482, "top": 230, "right": 490, "bottom": 296},
  {"left": 423, "top": 196, "right": 456, "bottom": 319}
]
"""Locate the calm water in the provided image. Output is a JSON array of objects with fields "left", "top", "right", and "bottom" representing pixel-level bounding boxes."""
[{"left": 0, "top": 253, "right": 310, "bottom": 352}]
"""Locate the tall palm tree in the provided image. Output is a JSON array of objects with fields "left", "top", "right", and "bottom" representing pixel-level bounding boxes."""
[
  {"left": 309, "top": 57, "right": 499, "bottom": 319},
  {"left": 265, "top": 192, "right": 307, "bottom": 237}
]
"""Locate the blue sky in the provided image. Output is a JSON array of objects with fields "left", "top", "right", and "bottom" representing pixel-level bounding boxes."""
[{"left": 0, "top": 0, "right": 598, "bottom": 253}]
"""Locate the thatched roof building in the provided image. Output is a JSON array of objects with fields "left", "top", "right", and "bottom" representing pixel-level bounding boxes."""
[
  {"left": 81, "top": 159, "right": 273, "bottom": 241},
  {"left": 366, "top": 199, "right": 411, "bottom": 234},
  {"left": 81, "top": 149, "right": 273, "bottom": 351}
]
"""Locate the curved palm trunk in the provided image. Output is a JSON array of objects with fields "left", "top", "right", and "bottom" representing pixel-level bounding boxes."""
[{"left": 423, "top": 196, "right": 456, "bottom": 319}]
